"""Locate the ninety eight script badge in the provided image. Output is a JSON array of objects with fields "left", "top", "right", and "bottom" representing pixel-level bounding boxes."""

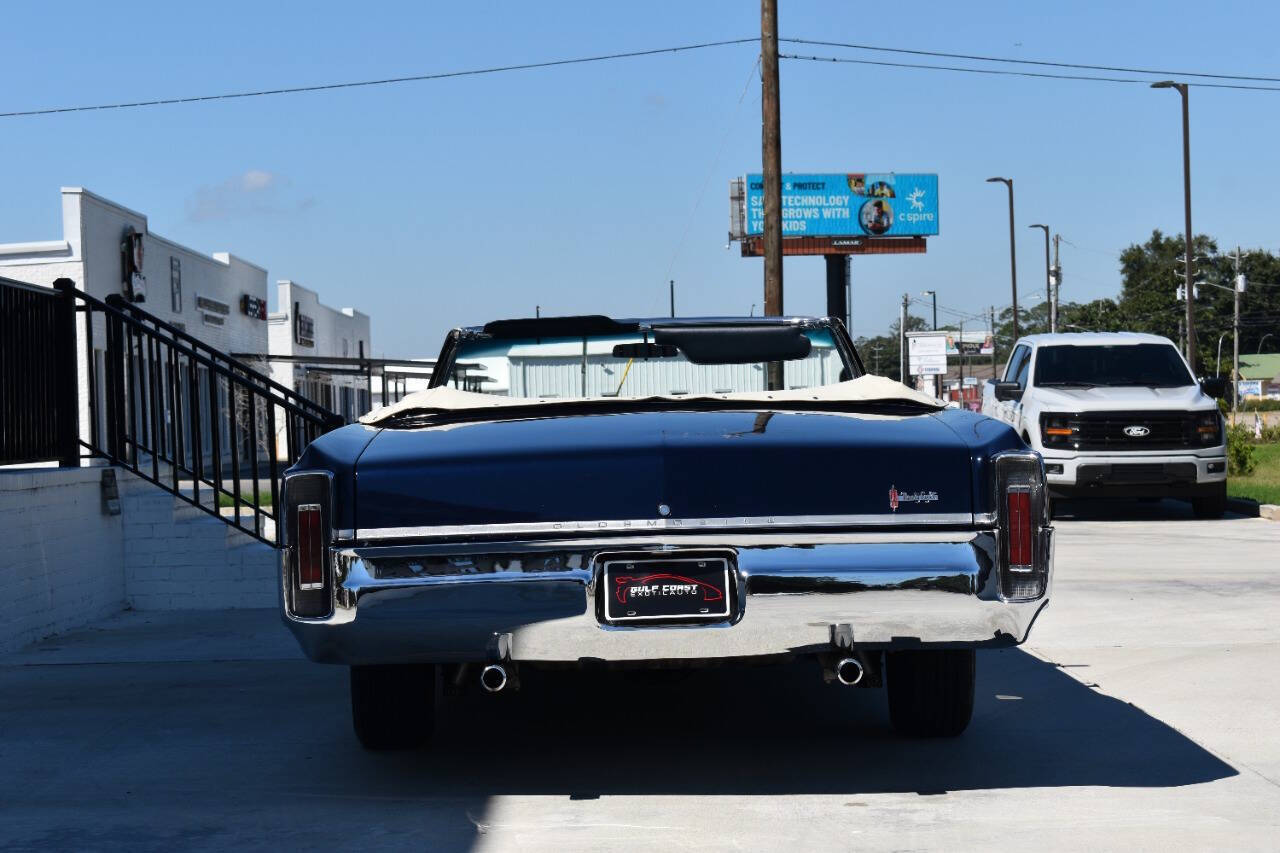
[{"left": 889, "top": 485, "right": 940, "bottom": 511}]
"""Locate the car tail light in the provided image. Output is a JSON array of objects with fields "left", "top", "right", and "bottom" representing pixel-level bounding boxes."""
[
  {"left": 296, "top": 504, "right": 324, "bottom": 590},
  {"left": 992, "top": 450, "right": 1050, "bottom": 601},
  {"left": 283, "top": 471, "right": 333, "bottom": 618},
  {"left": 1006, "top": 489, "right": 1032, "bottom": 569}
]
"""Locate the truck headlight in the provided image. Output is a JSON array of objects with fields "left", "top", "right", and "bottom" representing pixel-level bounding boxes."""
[
  {"left": 1195, "top": 411, "right": 1222, "bottom": 446},
  {"left": 1039, "top": 413, "right": 1076, "bottom": 447}
]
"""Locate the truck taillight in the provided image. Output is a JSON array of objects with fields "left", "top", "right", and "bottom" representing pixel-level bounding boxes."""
[
  {"left": 283, "top": 471, "right": 333, "bottom": 618},
  {"left": 992, "top": 450, "right": 1051, "bottom": 601}
]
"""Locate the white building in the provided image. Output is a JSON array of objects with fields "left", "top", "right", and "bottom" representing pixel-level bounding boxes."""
[
  {"left": 0, "top": 188, "right": 275, "bottom": 456},
  {"left": 267, "top": 280, "right": 373, "bottom": 422},
  {"left": 0, "top": 187, "right": 270, "bottom": 358}
]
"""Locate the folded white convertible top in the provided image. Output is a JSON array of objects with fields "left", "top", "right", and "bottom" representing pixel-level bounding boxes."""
[{"left": 359, "top": 375, "right": 943, "bottom": 425}]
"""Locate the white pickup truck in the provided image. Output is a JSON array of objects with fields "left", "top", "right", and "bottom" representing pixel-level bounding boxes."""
[{"left": 981, "top": 332, "right": 1229, "bottom": 517}]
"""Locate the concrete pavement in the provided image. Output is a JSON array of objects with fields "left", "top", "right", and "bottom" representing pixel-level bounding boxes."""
[{"left": 1, "top": 500, "right": 1277, "bottom": 851}]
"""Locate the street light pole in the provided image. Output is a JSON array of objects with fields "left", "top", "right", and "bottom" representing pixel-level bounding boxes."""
[
  {"left": 922, "top": 290, "right": 938, "bottom": 397},
  {"left": 1152, "top": 81, "right": 1196, "bottom": 374},
  {"left": 987, "top": 177, "right": 1018, "bottom": 338},
  {"left": 1029, "top": 224, "right": 1051, "bottom": 332}
]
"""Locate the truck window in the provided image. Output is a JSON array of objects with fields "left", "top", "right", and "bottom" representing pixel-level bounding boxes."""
[
  {"left": 1033, "top": 344, "right": 1194, "bottom": 388},
  {"left": 1004, "top": 345, "right": 1029, "bottom": 384}
]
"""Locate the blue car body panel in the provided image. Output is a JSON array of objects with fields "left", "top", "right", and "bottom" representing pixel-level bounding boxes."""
[{"left": 295, "top": 407, "right": 1023, "bottom": 532}]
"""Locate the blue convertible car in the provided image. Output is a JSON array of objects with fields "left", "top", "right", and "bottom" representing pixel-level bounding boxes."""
[{"left": 280, "top": 315, "right": 1053, "bottom": 748}]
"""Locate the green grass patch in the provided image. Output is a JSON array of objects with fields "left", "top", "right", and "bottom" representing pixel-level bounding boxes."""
[
  {"left": 1228, "top": 442, "right": 1280, "bottom": 505},
  {"left": 216, "top": 491, "right": 274, "bottom": 509}
]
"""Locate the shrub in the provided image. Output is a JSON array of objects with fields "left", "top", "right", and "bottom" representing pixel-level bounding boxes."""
[{"left": 1227, "top": 425, "right": 1258, "bottom": 476}]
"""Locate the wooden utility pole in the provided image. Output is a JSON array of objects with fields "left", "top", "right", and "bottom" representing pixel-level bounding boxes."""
[
  {"left": 760, "top": 0, "right": 783, "bottom": 388},
  {"left": 1233, "top": 246, "right": 1242, "bottom": 415},
  {"left": 990, "top": 305, "right": 997, "bottom": 375},
  {"left": 1052, "top": 234, "right": 1061, "bottom": 333}
]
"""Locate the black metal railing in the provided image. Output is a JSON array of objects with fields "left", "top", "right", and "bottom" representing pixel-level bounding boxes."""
[
  {"left": 0, "top": 276, "right": 79, "bottom": 466},
  {"left": 1, "top": 276, "right": 344, "bottom": 545}
]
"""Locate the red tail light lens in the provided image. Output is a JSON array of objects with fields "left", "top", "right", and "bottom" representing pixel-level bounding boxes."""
[
  {"left": 993, "top": 450, "right": 1049, "bottom": 601},
  {"left": 1006, "top": 489, "right": 1032, "bottom": 569},
  {"left": 296, "top": 503, "right": 324, "bottom": 590}
]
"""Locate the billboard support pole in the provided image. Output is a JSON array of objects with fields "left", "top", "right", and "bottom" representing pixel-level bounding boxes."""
[
  {"left": 761, "top": 0, "right": 783, "bottom": 389},
  {"left": 824, "top": 255, "right": 847, "bottom": 331}
]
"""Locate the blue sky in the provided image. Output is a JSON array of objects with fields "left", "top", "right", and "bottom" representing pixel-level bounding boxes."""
[{"left": 3, "top": 0, "right": 1279, "bottom": 356}]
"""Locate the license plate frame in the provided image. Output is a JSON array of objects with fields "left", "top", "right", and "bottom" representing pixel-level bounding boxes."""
[{"left": 600, "top": 555, "right": 735, "bottom": 624}]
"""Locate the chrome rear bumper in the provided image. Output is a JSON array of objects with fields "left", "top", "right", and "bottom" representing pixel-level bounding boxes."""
[{"left": 282, "top": 529, "right": 1053, "bottom": 665}]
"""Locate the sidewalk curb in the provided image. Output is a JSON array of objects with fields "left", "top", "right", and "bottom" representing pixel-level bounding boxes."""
[{"left": 1227, "top": 498, "right": 1280, "bottom": 520}]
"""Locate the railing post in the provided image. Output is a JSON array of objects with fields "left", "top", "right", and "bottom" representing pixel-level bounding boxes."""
[{"left": 51, "top": 279, "right": 80, "bottom": 467}]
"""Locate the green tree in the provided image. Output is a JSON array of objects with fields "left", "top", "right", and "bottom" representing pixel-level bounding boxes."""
[{"left": 1117, "top": 230, "right": 1280, "bottom": 373}]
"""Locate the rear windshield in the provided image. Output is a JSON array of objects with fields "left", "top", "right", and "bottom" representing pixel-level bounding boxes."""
[{"left": 1034, "top": 344, "right": 1194, "bottom": 388}]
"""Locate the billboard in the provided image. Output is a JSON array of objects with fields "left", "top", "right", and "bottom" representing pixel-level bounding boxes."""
[
  {"left": 744, "top": 173, "right": 939, "bottom": 238},
  {"left": 945, "top": 330, "right": 994, "bottom": 356},
  {"left": 907, "top": 332, "right": 948, "bottom": 376}
]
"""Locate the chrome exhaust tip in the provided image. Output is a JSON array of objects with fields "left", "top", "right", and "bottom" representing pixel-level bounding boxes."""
[
  {"left": 480, "top": 664, "right": 508, "bottom": 693},
  {"left": 835, "top": 657, "right": 864, "bottom": 686}
]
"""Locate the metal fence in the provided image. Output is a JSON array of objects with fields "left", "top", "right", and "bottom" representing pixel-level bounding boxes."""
[
  {"left": 0, "top": 277, "right": 78, "bottom": 466},
  {"left": 0, "top": 276, "right": 344, "bottom": 545}
]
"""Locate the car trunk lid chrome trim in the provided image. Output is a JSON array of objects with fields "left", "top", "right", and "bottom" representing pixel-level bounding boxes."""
[{"left": 354, "top": 512, "right": 982, "bottom": 542}]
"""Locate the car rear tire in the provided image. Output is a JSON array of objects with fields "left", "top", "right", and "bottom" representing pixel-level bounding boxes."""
[
  {"left": 1192, "top": 485, "right": 1228, "bottom": 520},
  {"left": 886, "top": 649, "right": 975, "bottom": 737},
  {"left": 350, "top": 663, "right": 436, "bottom": 750}
]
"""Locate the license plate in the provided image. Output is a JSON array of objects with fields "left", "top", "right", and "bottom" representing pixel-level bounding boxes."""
[{"left": 601, "top": 557, "right": 733, "bottom": 623}]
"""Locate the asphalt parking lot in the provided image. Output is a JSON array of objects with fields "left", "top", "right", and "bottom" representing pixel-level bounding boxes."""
[{"left": 2, "top": 500, "right": 1278, "bottom": 852}]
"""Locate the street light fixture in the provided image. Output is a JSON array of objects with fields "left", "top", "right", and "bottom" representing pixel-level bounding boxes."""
[
  {"left": 1259, "top": 333, "right": 1275, "bottom": 356},
  {"left": 920, "top": 290, "right": 937, "bottom": 330},
  {"left": 987, "top": 178, "right": 1019, "bottom": 338},
  {"left": 1151, "top": 80, "right": 1197, "bottom": 373},
  {"left": 1029, "top": 224, "right": 1053, "bottom": 332}
]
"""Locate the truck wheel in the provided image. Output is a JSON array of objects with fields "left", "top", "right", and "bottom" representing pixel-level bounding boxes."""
[
  {"left": 886, "top": 649, "right": 975, "bottom": 737},
  {"left": 1191, "top": 485, "right": 1227, "bottom": 520},
  {"left": 350, "top": 663, "right": 436, "bottom": 750}
]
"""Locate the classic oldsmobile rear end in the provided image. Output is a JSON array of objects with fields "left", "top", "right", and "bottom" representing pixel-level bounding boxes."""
[{"left": 280, "top": 316, "right": 1053, "bottom": 748}]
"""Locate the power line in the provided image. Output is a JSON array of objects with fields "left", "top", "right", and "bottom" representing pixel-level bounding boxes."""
[
  {"left": 780, "top": 37, "right": 1280, "bottom": 85},
  {"left": 0, "top": 38, "right": 758, "bottom": 118},
  {"left": 11, "top": 36, "right": 1280, "bottom": 119},
  {"left": 780, "top": 53, "right": 1280, "bottom": 93}
]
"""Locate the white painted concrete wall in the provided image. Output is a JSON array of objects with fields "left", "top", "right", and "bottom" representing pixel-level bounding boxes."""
[
  {"left": 0, "top": 467, "right": 278, "bottom": 655},
  {"left": 0, "top": 467, "right": 125, "bottom": 655}
]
